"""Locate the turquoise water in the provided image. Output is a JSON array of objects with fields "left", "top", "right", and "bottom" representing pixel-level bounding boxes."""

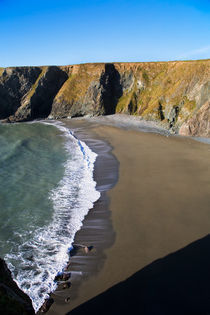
[
  {"left": 0, "top": 121, "right": 100, "bottom": 311},
  {"left": 0, "top": 123, "right": 67, "bottom": 256}
]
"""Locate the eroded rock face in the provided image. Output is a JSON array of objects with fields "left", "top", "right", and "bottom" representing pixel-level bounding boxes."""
[
  {"left": 0, "top": 60, "right": 209, "bottom": 137},
  {"left": 12, "top": 66, "right": 68, "bottom": 122},
  {"left": 179, "top": 101, "right": 210, "bottom": 137},
  {"left": 99, "top": 63, "right": 123, "bottom": 115},
  {"left": 0, "top": 258, "right": 34, "bottom": 315},
  {"left": 50, "top": 63, "right": 123, "bottom": 118},
  {"left": 0, "top": 67, "right": 41, "bottom": 119}
]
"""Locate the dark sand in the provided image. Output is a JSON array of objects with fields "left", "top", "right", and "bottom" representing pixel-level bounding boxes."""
[{"left": 48, "top": 118, "right": 210, "bottom": 315}]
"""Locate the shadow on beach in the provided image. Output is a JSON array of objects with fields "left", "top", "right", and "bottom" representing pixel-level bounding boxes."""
[{"left": 68, "top": 234, "right": 210, "bottom": 315}]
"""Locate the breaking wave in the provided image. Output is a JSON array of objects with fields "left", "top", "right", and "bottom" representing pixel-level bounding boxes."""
[{"left": 5, "top": 121, "right": 100, "bottom": 312}]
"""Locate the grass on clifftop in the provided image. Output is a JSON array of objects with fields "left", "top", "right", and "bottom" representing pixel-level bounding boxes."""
[
  {"left": 25, "top": 66, "right": 48, "bottom": 101},
  {"left": 115, "top": 60, "right": 210, "bottom": 128},
  {"left": 0, "top": 68, "right": 4, "bottom": 77},
  {"left": 54, "top": 63, "right": 104, "bottom": 103}
]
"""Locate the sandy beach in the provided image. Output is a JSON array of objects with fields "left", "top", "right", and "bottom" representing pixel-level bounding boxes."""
[{"left": 48, "top": 116, "right": 210, "bottom": 315}]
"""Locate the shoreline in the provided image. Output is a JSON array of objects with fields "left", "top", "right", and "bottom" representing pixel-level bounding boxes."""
[
  {"left": 1, "top": 115, "right": 209, "bottom": 313},
  {"left": 46, "top": 119, "right": 119, "bottom": 313},
  {"left": 48, "top": 115, "right": 210, "bottom": 314}
]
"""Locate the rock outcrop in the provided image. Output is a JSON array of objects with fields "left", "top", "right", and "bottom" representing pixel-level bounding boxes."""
[
  {"left": 179, "top": 101, "right": 210, "bottom": 137},
  {"left": 0, "top": 67, "right": 41, "bottom": 119},
  {"left": 0, "top": 60, "right": 209, "bottom": 137},
  {"left": 3, "top": 66, "right": 68, "bottom": 122},
  {"left": 0, "top": 258, "right": 34, "bottom": 314}
]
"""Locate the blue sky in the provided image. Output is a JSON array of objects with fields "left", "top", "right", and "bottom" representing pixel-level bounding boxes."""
[{"left": 0, "top": 0, "right": 209, "bottom": 67}]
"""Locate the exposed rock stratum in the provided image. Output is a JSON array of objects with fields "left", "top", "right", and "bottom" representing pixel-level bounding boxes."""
[{"left": 0, "top": 60, "right": 209, "bottom": 137}]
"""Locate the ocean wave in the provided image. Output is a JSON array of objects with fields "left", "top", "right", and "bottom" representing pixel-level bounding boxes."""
[{"left": 5, "top": 121, "right": 100, "bottom": 312}]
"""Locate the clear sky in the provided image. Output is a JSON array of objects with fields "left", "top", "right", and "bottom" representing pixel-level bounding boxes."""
[{"left": 0, "top": 0, "right": 209, "bottom": 67}]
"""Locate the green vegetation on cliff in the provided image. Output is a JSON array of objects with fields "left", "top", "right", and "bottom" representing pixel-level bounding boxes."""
[
  {"left": 51, "top": 63, "right": 105, "bottom": 118},
  {"left": 113, "top": 60, "right": 209, "bottom": 135},
  {"left": 0, "top": 60, "right": 209, "bottom": 137},
  {"left": 25, "top": 66, "right": 48, "bottom": 100},
  {"left": 0, "top": 68, "right": 4, "bottom": 77}
]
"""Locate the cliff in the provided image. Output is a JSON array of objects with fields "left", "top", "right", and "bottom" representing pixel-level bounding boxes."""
[
  {"left": 0, "top": 258, "right": 34, "bottom": 314},
  {"left": 0, "top": 60, "right": 209, "bottom": 137}
]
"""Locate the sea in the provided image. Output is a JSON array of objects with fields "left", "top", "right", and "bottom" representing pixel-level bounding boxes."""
[{"left": 0, "top": 121, "right": 100, "bottom": 312}]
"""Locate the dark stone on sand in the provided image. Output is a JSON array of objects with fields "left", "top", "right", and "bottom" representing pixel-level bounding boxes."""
[
  {"left": 71, "top": 244, "right": 94, "bottom": 256},
  {"left": 62, "top": 273, "right": 71, "bottom": 281},
  {"left": 54, "top": 272, "right": 71, "bottom": 283},
  {"left": 38, "top": 297, "right": 54, "bottom": 313},
  {"left": 63, "top": 282, "right": 71, "bottom": 290}
]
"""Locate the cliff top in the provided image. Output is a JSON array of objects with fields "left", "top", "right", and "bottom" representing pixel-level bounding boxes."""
[{"left": 1, "top": 58, "right": 209, "bottom": 70}]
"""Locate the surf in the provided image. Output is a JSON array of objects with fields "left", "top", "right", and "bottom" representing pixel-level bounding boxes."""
[{"left": 1, "top": 121, "right": 100, "bottom": 312}]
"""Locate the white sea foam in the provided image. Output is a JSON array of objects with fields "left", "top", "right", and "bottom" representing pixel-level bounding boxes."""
[{"left": 5, "top": 121, "right": 100, "bottom": 312}]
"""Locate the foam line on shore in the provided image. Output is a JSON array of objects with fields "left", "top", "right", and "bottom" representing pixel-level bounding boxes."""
[{"left": 6, "top": 121, "right": 100, "bottom": 312}]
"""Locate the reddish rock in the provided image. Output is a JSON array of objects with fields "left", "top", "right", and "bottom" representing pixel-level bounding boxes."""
[{"left": 179, "top": 102, "right": 210, "bottom": 137}]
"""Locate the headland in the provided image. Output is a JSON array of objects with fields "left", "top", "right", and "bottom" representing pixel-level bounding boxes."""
[{"left": 0, "top": 60, "right": 209, "bottom": 137}]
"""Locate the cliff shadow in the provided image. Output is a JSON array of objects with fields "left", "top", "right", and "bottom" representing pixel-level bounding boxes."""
[
  {"left": 31, "top": 67, "right": 68, "bottom": 119},
  {"left": 67, "top": 234, "right": 210, "bottom": 315},
  {"left": 0, "top": 86, "right": 21, "bottom": 119},
  {"left": 0, "top": 67, "right": 41, "bottom": 120},
  {"left": 100, "top": 64, "right": 122, "bottom": 115}
]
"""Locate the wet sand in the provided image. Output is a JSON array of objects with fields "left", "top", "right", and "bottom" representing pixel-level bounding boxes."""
[{"left": 48, "top": 117, "right": 210, "bottom": 314}]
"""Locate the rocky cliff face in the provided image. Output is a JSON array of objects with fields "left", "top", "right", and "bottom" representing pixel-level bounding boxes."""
[
  {"left": 0, "top": 258, "right": 34, "bottom": 314},
  {"left": 0, "top": 67, "right": 41, "bottom": 119},
  {"left": 0, "top": 66, "right": 68, "bottom": 122},
  {"left": 0, "top": 60, "right": 209, "bottom": 137}
]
